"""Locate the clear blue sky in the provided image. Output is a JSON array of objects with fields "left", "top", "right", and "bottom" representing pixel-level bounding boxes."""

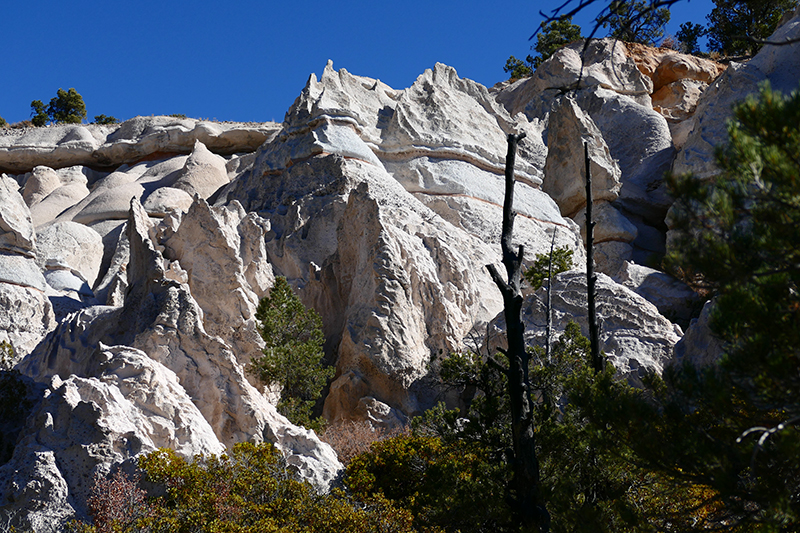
[{"left": 1, "top": 0, "right": 714, "bottom": 125}]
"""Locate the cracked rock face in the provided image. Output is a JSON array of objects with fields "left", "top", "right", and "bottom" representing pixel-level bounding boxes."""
[{"left": 488, "top": 271, "right": 683, "bottom": 386}]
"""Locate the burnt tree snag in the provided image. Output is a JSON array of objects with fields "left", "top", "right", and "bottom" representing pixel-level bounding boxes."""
[
  {"left": 486, "top": 132, "right": 550, "bottom": 532},
  {"left": 584, "top": 141, "right": 603, "bottom": 373}
]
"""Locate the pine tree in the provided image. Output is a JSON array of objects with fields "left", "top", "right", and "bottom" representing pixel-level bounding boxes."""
[
  {"left": 250, "top": 277, "right": 334, "bottom": 431},
  {"left": 706, "top": 0, "right": 797, "bottom": 55},
  {"left": 584, "top": 81, "right": 800, "bottom": 531},
  {"left": 603, "top": 0, "right": 671, "bottom": 45}
]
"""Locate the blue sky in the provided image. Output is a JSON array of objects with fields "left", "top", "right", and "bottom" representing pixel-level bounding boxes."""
[{"left": 1, "top": 0, "right": 714, "bottom": 125}]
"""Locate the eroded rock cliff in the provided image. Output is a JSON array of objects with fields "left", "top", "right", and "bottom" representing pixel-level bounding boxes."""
[{"left": 2, "top": 16, "right": 796, "bottom": 527}]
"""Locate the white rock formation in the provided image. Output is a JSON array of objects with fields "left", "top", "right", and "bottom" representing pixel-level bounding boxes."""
[
  {"left": 490, "top": 271, "right": 682, "bottom": 385},
  {"left": 171, "top": 140, "right": 230, "bottom": 199},
  {"left": 0, "top": 43, "right": 746, "bottom": 530},
  {"left": 613, "top": 260, "right": 699, "bottom": 326},
  {"left": 496, "top": 38, "right": 653, "bottom": 121},
  {"left": 0, "top": 174, "right": 37, "bottom": 256},
  {"left": 35, "top": 221, "right": 104, "bottom": 289},
  {"left": 543, "top": 96, "right": 622, "bottom": 217},
  {"left": 0, "top": 117, "right": 281, "bottom": 174},
  {"left": 672, "top": 5, "right": 800, "bottom": 178},
  {"left": 0, "top": 345, "right": 225, "bottom": 531}
]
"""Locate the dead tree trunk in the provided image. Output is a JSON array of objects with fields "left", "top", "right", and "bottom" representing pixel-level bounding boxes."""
[
  {"left": 486, "top": 133, "right": 550, "bottom": 532},
  {"left": 545, "top": 229, "right": 557, "bottom": 364},
  {"left": 584, "top": 142, "right": 603, "bottom": 374}
]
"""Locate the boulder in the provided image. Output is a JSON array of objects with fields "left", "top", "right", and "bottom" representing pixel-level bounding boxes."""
[
  {"left": 29, "top": 182, "right": 91, "bottom": 228},
  {"left": 673, "top": 300, "right": 726, "bottom": 367},
  {"left": 652, "top": 78, "right": 710, "bottom": 122},
  {"left": 594, "top": 241, "right": 634, "bottom": 275},
  {"left": 54, "top": 157, "right": 187, "bottom": 226},
  {"left": 0, "top": 252, "right": 47, "bottom": 292},
  {"left": 22, "top": 166, "right": 63, "bottom": 207},
  {"left": 572, "top": 201, "right": 638, "bottom": 244},
  {"left": 43, "top": 268, "right": 93, "bottom": 296},
  {"left": 0, "top": 281, "right": 55, "bottom": 359},
  {"left": 35, "top": 222, "right": 104, "bottom": 288},
  {"left": 575, "top": 87, "right": 675, "bottom": 224},
  {"left": 624, "top": 43, "right": 725, "bottom": 92},
  {"left": 613, "top": 260, "right": 700, "bottom": 326},
  {"left": 495, "top": 38, "right": 653, "bottom": 121},
  {"left": 490, "top": 271, "right": 682, "bottom": 384},
  {"left": 0, "top": 174, "right": 36, "bottom": 256},
  {"left": 543, "top": 96, "right": 621, "bottom": 217},
  {"left": 141, "top": 187, "right": 194, "bottom": 216}
]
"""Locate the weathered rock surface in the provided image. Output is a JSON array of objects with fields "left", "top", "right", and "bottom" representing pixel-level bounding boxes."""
[
  {"left": 4, "top": 199, "right": 341, "bottom": 531},
  {"left": 624, "top": 42, "right": 725, "bottom": 92},
  {"left": 171, "top": 140, "right": 230, "bottom": 199},
  {"left": 35, "top": 222, "right": 104, "bottom": 288},
  {"left": 229, "top": 149, "right": 505, "bottom": 423},
  {"left": 164, "top": 198, "right": 274, "bottom": 366},
  {"left": 613, "top": 260, "right": 700, "bottom": 326},
  {"left": 672, "top": 5, "right": 800, "bottom": 178},
  {"left": 0, "top": 117, "right": 281, "bottom": 174},
  {"left": 1, "top": 345, "right": 225, "bottom": 531},
  {"left": 542, "top": 96, "right": 621, "bottom": 217},
  {"left": 496, "top": 38, "right": 653, "bottom": 121},
  {"left": 0, "top": 174, "right": 36, "bottom": 256},
  {"left": 0, "top": 281, "right": 55, "bottom": 359},
  {"left": 490, "top": 271, "right": 682, "bottom": 384},
  {"left": 673, "top": 300, "right": 726, "bottom": 367}
]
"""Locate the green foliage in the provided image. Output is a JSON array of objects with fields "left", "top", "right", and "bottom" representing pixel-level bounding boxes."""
[
  {"left": 351, "top": 324, "right": 666, "bottom": 532},
  {"left": 30, "top": 88, "right": 87, "bottom": 126},
  {"left": 603, "top": 0, "right": 671, "bottom": 44},
  {"left": 676, "top": 22, "right": 707, "bottom": 55},
  {"left": 92, "top": 114, "right": 119, "bottom": 125},
  {"left": 74, "top": 442, "right": 418, "bottom": 533},
  {"left": 168, "top": 113, "right": 188, "bottom": 119},
  {"left": 523, "top": 246, "right": 574, "bottom": 290},
  {"left": 30, "top": 100, "right": 48, "bottom": 127},
  {"left": 706, "top": 0, "right": 796, "bottom": 55},
  {"left": 250, "top": 277, "right": 334, "bottom": 431},
  {"left": 638, "top": 81, "right": 800, "bottom": 529},
  {"left": 47, "top": 88, "right": 87, "bottom": 124},
  {"left": 532, "top": 17, "right": 583, "bottom": 68},
  {"left": 0, "top": 116, "right": 7, "bottom": 128},
  {"left": 346, "top": 433, "right": 508, "bottom": 532},
  {"left": 0, "top": 340, "right": 13, "bottom": 371},
  {"left": 503, "top": 55, "right": 534, "bottom": 80}
]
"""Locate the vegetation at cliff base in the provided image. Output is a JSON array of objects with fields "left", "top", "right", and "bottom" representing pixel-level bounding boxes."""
[{"left": 72, "top": 442, "right": 418, "bottom": 533}]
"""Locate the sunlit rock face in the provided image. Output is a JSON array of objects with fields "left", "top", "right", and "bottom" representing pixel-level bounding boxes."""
[
  {"left": 1, "top": 28, "right": 778, "bottom": 527},
  {"left": 672, "top": 4, "right": 800, "bottom": 179}
]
